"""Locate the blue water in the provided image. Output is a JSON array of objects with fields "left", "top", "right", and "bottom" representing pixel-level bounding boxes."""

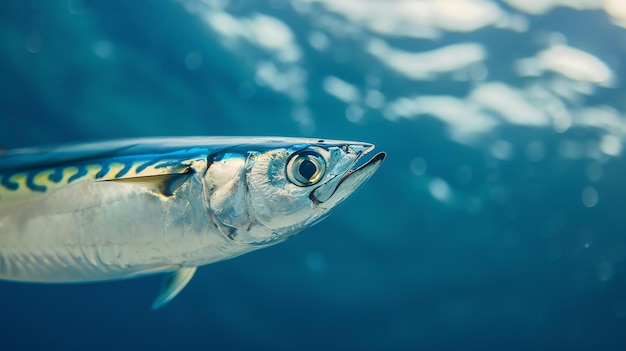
[{"left": 1, "top": 1, "right": 626, "bottom": 350}]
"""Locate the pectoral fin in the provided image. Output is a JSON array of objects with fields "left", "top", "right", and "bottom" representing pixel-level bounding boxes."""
[
  {"left": 151, "top": 267, "right": 197, "bottom": 310},
  {"left": 101, "top": 170, "right": 192, "bottom": 197}
]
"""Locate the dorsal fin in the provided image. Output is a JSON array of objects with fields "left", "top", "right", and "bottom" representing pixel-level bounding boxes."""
[{"left": 99, "top": 169, "right": 193, "bottom": 197}]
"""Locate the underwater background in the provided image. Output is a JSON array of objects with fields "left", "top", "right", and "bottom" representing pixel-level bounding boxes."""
[{"left": 1, "top": 0, "right": 626, "bottom": 350}]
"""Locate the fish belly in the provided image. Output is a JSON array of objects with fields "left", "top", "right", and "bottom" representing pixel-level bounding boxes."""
[{"left": 0, "top": 177, "right": 228, "bottom": 282}]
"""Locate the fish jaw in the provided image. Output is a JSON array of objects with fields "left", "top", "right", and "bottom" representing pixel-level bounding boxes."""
[{"left": 312, "top": 146, "right": 386, "bottom": 207}]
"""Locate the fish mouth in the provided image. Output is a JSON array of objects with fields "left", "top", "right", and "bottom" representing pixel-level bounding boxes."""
[{"left": 311, "top": 145, "right": 386, "bottom": 206}]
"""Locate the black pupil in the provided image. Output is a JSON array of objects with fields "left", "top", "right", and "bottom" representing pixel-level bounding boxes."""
[{"left": 299, "top": 159, "right": 317, "bottom": 180}]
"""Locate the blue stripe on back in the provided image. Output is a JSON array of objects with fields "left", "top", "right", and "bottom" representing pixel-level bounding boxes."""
[
  {"left": 115, "top": 162, "right": 133, "bottom": 178},
  {"left": 68, "top": 167, "right": 87, "bottom": 183},
  {"left": 25, "top": 174, "right": 46, "bottom": 192},
  {"left": 135, "top": 159, "right": 159, "bottom": 173},
  {"left": 48, "top": 169, "right": 64, "bottom": 183},
  {"left": 95, "top": 163, "right": 110, "bottom": 179},
  {"left": 0, "top": 138, "right": 227, "bottom": 172},
  {"left": 0, "top": 175, "right": 18, "bottom": 191}
]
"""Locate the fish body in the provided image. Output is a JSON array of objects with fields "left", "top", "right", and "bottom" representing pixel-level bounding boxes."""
[{"left": 0, "top": 137, "right": 384, "bottom": 308}]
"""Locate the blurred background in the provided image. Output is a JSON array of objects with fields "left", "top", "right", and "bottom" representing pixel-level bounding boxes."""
[{"left": 1, "top": 0, "right": 626, "bottom": 350}]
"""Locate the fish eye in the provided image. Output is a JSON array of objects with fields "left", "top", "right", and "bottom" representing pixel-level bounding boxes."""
[{"left": 286, "top": 150, "right": 327, "bottom": 186}]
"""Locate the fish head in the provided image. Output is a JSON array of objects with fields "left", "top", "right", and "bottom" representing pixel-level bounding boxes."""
[{"left": 204, "top": 139, "right": 385, "bottom": 246}]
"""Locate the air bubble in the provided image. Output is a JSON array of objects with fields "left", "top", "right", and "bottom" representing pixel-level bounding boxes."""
[
  {"left": 600, "top": 134, "right": 621, "bottom": 157},
  {"left": 526, "top": 141, "right": 546, "bottom": 162},
  {"left": 582, "top": 187, "right": 598, "bottom": 208},
  {"left": 490, "top": 140, "right": 513, "bottom": 160},
  {"left": 345, "top": 104, "right": 364, "bottom": 123},
  {"left": 409, "top": 157, "right": 426, "bottom": 176},
  {"left": 292, "top": 107, "right": 316, "bottom": 135},
  {"left": 93, "top": 40, "right": 113, "bottom": 59},
  {"left": 25, "top": 33, "right": 42, "bottom": 53},
  {"left": 365, "top": 90, "right": 385, "bottom": 109},
  {"left": 185, "top": 51, "right": 202, "bottom": 71},
  {"left": 428, "top": 178, "right": 451, "bottom": 203},
  {"left": 308, "top": 31, "right": 329, "bottom": 51}
]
